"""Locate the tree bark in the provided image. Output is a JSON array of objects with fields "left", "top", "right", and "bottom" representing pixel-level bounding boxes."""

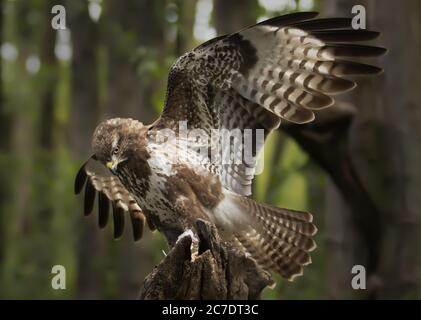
[{"left": 139, "top": 220, "right": 272, "bottom": 299}]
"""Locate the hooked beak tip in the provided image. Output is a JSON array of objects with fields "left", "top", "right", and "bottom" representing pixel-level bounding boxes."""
[
  {"left": 106, "top": 158, "right": 126, "bottom": 172},
  {"left": 106, "top": 161, "right": 114, "bottom": 169}
]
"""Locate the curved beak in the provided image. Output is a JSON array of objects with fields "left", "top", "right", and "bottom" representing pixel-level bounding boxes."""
[
  {"left": 106, "top": 161, "right": 117, "bottom": 172},
  {"left": 106, "top": 158, "right": 127, "bottom": 172}
]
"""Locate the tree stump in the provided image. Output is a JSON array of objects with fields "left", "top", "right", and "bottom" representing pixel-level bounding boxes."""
[{"left": 139, "top": 219, "right": 273, "bottom": 299}]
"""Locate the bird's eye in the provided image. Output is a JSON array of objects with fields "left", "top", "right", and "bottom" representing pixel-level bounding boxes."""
[{"left": 112, "top": 146, "right": 119, "bottom": 155}]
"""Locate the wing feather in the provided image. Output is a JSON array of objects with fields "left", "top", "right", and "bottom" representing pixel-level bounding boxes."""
[
  {"left": 75, "top": 156, "right": 155, "bottom": 241},
  {"left": 98, "top": 192, "right": 110, "bottom": 229},
  {"left": 154, "top": 12, "right": 385, "bottom": 195}
]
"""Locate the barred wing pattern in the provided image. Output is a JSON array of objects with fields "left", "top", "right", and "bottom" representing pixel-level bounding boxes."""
[
  {"left": 74, "top": 156, "right": 155, "bottom": 241},
  {"left": 157, "top": 11, "right": 385, "bottom": 196}
]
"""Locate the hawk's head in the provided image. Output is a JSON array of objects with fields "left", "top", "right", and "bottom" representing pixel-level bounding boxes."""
[{"left": 92, "top": 118, "right": 148, "bottom": 173}]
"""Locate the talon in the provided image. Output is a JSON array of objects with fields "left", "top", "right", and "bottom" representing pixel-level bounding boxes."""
[
  {"left": 176, "top": 229, "right": 198, "bottom": 244},
  {"left": 176, "top": 229, "right": 199, "bottom": 258}
]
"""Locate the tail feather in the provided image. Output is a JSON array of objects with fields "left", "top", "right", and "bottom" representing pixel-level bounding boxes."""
[
  {"left": 236, "top": 231, "right": 305, "bottom": 280},
  {"left": 231, "top": 195, "right": 317, "bottom": 281}
]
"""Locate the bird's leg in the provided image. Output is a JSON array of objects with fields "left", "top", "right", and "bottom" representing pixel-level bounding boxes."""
[{"left": 176, "top": 229, "right": 199, "bottom": 258}]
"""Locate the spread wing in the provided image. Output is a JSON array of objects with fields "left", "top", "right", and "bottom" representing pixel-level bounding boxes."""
[
  {"left": 154, "top": 11, "right": 385, "bottom": 196},
  {"left": 74, "top": 156, "right": 155, "bottom": 241}
]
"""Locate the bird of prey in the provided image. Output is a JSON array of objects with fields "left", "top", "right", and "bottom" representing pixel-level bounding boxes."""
[{"left": 75, "top": 12, "right": 385, "bottom": 281}]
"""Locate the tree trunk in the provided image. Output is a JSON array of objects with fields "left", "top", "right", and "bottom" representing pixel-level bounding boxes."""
[
  {"left": 0, "top": 0, "right": 9, "bottom": 271},
  {"left": 68, "top": 2, "right": 100, "bottom": 156},
  {"left": 67, "top": 0, "right": 103, "bottom": 299},
  {"left": 101, "top": 0, "right": 164, "bottom": 122},
  {"left": 34, "top": 0, "right": 60, "bottom": 251},
  {"left": 322, "top": 0, "right": 421, "bottom": 299},
  {"left": 213, "top": 0, "right": 259, "bottom": 34},
  {"left": 175, "top": 0, "right": 197, "bottom": 56}
]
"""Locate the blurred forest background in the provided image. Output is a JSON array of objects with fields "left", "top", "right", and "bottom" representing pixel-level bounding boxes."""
[{"left": 0, "top": 0, "right": 420, "bottom": 299}]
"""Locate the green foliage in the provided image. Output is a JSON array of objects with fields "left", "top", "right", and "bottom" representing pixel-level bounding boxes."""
[
  {"left": 255, "top": 135, "right": 309, "bottom": 211},
  {"left": 276, "top": 138, "right": 309, "bottom": 211}
]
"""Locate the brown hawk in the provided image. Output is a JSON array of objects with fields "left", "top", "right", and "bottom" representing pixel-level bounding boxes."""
[{"left": 75, "top": 12, "right": 385, "bottom": 281}]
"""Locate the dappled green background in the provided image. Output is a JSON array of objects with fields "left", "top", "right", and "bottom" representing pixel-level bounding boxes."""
[{"left": 1, "top": 0, "right": 420, "bottom": 300}]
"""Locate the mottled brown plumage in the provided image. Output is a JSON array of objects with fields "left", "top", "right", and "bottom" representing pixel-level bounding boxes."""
[{"left": 75, "top": 12, "right": 385, "bottom": 281}]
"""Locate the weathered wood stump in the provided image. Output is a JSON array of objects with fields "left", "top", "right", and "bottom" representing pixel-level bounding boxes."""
[{"left": 139, "top": 219, "right": 273, "bottom": 299}]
